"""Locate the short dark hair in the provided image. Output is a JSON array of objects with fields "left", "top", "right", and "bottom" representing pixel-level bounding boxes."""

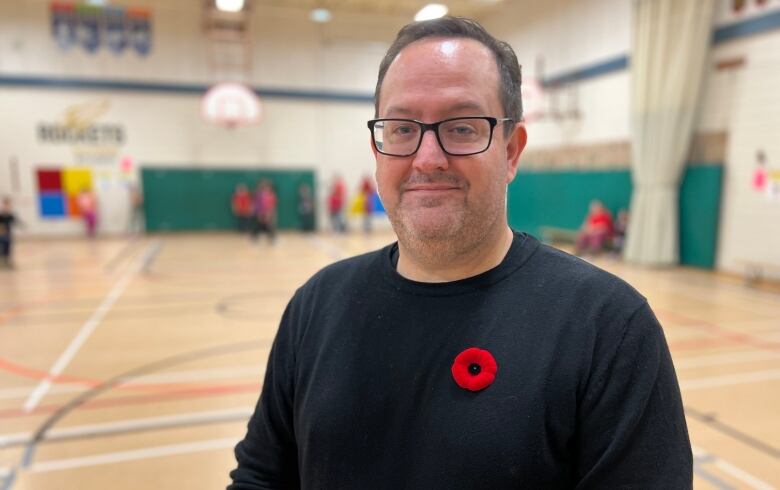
[{"left": 374, "top": 16, "right": 523, "bottom": 130}]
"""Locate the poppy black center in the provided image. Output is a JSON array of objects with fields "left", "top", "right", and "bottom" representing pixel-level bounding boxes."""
[{"left": 468, "top": 363, "right": 481, "bottom": 375}]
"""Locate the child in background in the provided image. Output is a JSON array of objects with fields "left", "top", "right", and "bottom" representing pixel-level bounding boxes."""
[
  {"left": 328, "top": 175, "right": 347, "bottom": 233},
  {"left": 231, "top": 184, "right": 253, "bottom": 233},
  {"left": 360, "top": 176, "right": 376, "bottom": 234},
  {"left": 575, "top": 199, "right": 614, "bottom": 255},
  {"left": 77, "top": 188, "right": 98, "bottom": 238},
  {"left": 0, "top": 197, "right": 22, "bottom": 269},
  {"left": 252, "top": 180, "right": 277, "bottom": 243},
  {"left": 297, "top": 182, "right": 315, "bottom": 232}
]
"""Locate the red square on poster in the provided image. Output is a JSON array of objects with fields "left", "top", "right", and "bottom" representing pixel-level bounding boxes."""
[{"left": 37, "top": 169, "right": 62, "bottom": 191}]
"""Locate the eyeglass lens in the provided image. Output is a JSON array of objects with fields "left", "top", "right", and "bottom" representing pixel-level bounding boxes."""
[{"left": 373, "top": 118, "right": 492, "bottom": 156}]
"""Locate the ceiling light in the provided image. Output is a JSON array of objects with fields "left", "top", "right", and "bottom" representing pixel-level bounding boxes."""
[
  {"left": 310, "top": 8, "right": 332, "bottom": 23},
  {"left": 216, "top": 0, "right": 245, "bottom": 13},
  {"left": 414, "top": 3, "right": 448, "bottom": 21}
]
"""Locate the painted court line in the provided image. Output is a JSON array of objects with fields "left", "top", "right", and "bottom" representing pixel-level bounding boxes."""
[
  {"left": 307, "top": 235, "right": 347, "bottom": 261},
  {"left": 21, "top": 243, "right": 156, "bottom": 413},
  {"left": 0, "top": 365, "right": 264, "bottom": 401},
  {"left": 27, "top": 436, "right": 240, "bottom": 473},
  {"left": 675, "top": 351, "right": 780, "bottom": 369},
  {"left": 692, "top": 446, "right": 774, "bottom": 490},
  {"left": 714, "top": 458, "right": 775, "bottom": 490},
  {"left": 680, "top": 368, "right": 780, "bottom": 391},
  {"left": 0, "top": 407, "right": 253, "bottom": 448}
]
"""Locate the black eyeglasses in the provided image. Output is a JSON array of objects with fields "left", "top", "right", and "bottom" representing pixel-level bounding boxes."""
[{"left": 367, "top": 116, "right": 513, "bottom": 157}]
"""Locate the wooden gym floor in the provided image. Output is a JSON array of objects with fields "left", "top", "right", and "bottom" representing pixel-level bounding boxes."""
[{"left": 0, "top": 231, "right": 778, "bottom": 489}]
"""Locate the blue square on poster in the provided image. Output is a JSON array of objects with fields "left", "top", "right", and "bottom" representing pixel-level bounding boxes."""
[{"left": 39, "top": 192, "right": 66, "bottom": 217}]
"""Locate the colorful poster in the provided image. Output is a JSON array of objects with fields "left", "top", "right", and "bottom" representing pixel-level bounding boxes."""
[
  {"left": 36, "top": 167, "right": 93, "bottom": 218},
  {"left": 751, "top": 150, "right": 780, "bottom": 202}
]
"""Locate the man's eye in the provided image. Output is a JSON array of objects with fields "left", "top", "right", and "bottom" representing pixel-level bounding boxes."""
[
  {"left": 393, "top": 125, "right": 416, "bottom": 135},
  {"left": 456, "top": 126, "right": 476, "bottom": 134},
  {"left": 449, "top": 125, "right": 477, "bottom": 135}
]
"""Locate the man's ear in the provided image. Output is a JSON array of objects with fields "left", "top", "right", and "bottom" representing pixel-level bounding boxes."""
[{"left": 505, "top": 123, "right": 527, "bottom": 184}]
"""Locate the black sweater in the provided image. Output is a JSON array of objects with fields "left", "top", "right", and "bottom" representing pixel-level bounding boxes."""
[{"left": 229, "top": 232, "right": 692, "bottom": 489}]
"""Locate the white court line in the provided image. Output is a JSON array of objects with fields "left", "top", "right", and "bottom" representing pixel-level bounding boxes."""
[
  {"left": 714, "top": 459, "right": 776, "bottom": 490},
  {"left": 307, "top": 236, "right": 347, "bottom": 261},
  {"left": 692, "top": 446, "right": 775, "bottom": 490},
  {"left": 680, "top": 368, "right": 780, "bottom": 391},
  {"left": 675, "top": 351, "right": 780, "bottom": 369},
  {"left": 27, "top": 436, "right": 239, "bottom": 473},
  {"left": 124, "top": 365, "right": 265, "bottom": 384},
  {"left": 0, "top": 365, "right": 264, "bottom": 401},
  {"left": 21, "top": 244, "right": 154, "bottom": 413},
  {"left": 0, "top": 407, "right": 253, "bottom": 448}
]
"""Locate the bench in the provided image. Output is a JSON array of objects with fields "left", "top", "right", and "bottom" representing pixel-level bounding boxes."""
[
  {"left": 734, "top": 259, "right": 780, "bottom": 287},
  {"left": 539, "top": 226, "right": 579, "bottom": 244}
]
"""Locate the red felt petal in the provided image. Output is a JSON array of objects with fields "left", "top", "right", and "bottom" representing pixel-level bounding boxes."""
[{"left": 451, "top": 347, "right": 498, "bottom": 392}]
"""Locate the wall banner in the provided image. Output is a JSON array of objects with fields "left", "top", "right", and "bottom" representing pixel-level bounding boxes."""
[{"left": 49, "top": 2, "right": 152, "bottom": 56}]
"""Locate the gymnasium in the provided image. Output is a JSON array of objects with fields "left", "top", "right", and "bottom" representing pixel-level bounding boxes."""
[{"left": 0, "top": 0, "right": 778, "bottom": 488}]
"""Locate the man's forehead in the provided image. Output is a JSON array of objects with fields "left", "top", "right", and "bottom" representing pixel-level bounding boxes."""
[
  {"left": 392, "top": 36, "right": 494, "bottom": 66},
  {"left": 379, "top": 37, "right": 501, "bottom": 114},
  {"left": 383, "top": 101, "right": 487, "bottom": 118}
]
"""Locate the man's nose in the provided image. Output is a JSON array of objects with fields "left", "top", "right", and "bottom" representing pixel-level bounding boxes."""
[{"left": 411, "top": 129, "right": 449, "bottom": 172}]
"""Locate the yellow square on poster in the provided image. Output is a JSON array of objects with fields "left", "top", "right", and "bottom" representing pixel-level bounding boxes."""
[{"left": 63, "top": 167, "right": 93, "bottom": 194}]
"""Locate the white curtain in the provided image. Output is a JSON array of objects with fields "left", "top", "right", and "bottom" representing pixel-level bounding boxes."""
[{"left": 624, "top": 0, "right": 715, "bottom": 266}]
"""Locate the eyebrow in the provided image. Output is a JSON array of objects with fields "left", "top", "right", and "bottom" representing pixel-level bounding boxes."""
[{"left": 383, "top": 101, "right": 489, "bottom": 118}]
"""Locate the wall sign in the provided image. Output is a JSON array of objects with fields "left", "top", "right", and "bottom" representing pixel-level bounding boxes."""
[
  {"left": 50, "top": 2, "right": 152, "bottom": 56},
  {"left": 37, "top": 99, "right": 127, "bottom": 165}
]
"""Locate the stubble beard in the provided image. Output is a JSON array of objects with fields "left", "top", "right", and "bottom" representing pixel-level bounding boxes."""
[{"left": 388, "top": 189, "right": 505, "bottom": 268}]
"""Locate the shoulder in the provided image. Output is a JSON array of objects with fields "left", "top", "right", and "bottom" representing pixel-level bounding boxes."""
[
  {"left": 514, "top": 239, "right": 654, "bottom": 356},
  {"left": 295, "top": 245, "right": 388, "bottom": 301},
  {"left": 526, "top": 241, "right": 646, "bottom": 310}
]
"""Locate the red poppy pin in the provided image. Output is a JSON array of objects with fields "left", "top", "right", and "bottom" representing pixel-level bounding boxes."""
[{"left": 451, "top": 347, "right": 498, "bottom": 392}]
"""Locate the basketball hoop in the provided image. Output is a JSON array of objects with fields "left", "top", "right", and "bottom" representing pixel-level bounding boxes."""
[{"left": 202, "top": 82, "right": 262, "bottom": 128}]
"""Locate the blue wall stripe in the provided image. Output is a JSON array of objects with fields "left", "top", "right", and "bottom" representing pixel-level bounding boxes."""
[
  {"left": 542, "top": 55, "right": 628, "bottom": 87},
  {"left": 1, "top": 10, "right": 779, "bottom": 98},
  {"left": 713, "top": 9, "right": 780, "bottom": 44},
  {"left": 540, "top": 10, "right": 780, "bottom": 86},
  {"left": 0, "top": 75, "right": 375, "bottom": 103}
]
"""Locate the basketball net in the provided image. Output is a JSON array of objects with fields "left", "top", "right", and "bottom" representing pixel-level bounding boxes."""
[{"left": 201, "top": 82, "right": 262, "bottom": 129}]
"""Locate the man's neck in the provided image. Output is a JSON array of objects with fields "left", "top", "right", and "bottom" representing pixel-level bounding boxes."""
[{"left": 396, "top": 225, "right": 515, "bottom": 283}]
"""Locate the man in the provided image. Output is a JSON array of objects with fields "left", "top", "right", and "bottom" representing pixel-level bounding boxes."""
[{"left": 229, "top": 17, "right": 691, "bottom": 489}]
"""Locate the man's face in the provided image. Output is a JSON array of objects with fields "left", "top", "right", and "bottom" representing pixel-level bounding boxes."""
[{"left": 373, "top": 38, "right": 525, "bottom": 247}]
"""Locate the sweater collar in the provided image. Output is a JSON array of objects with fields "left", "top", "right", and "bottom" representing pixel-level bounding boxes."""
[{"left": 381, "top": 230, "right": 540, "bottom": 296}]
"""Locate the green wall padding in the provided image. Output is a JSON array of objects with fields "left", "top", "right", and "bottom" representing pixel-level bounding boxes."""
[
  {"left": 507, "top": 163, "right": 723, "bottom": 268},
  {"left": 141, "top": 167, "right": 316, "bottom": 232},
  {"left": 679, "top": 165, "right": 723, "bottom": 268},
  {"left": 507, "top": 169, "right": 632, "bottom": 239}
]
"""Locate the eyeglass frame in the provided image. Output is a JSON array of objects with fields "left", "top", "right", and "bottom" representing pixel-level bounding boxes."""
[{"left": 367, "top": 116, "right": 514, "bottom": 157}]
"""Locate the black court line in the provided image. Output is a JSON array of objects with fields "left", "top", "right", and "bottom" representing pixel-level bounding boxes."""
[
  {"left": 1, "top": 340, "right": 266, "bottom": 490},
  {"left": 685, "top": 405, "right": 780, "bottom": 459},
  {"left": 215, "top": 291, "right": 294, "bottom": 323}
]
